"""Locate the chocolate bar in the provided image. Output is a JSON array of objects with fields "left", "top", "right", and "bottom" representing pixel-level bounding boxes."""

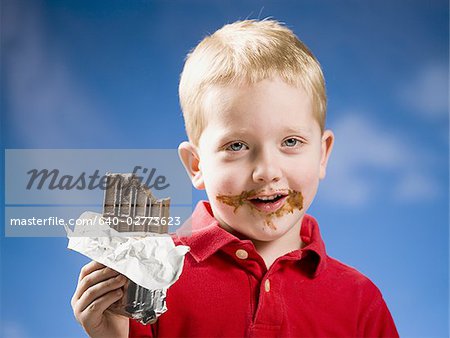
[{"left": 104, "top": 173, "right": 170, "bottom": 324}]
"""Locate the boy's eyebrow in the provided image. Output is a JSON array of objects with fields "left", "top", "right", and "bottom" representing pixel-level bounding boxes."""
[
  {"left": 216, "top": 129, "right": 250, "bottom": 140},
  {"left": 216, "top": 126, "right": 313, "bottom": 141},
  {"left": 282, "top": 126, "right": 313, "bottom": 136}
]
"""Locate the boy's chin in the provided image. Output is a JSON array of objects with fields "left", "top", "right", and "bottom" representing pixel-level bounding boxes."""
[
  {"left": 215, "top": 207, "right": 303, "bottom": 241},
  {"left": 226, "top": 220, "right": 300, "bottom": 242},
  {"left": 250, "top": 226, "right": 297, "bottom": 242}
]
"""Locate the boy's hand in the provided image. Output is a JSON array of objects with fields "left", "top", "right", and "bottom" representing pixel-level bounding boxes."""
[{"left": 71, "top": 261, "right": 129, "bottom": 338}]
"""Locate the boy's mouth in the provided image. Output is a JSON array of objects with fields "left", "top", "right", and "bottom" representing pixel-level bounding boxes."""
[
  {"left": 247, "top": 193, "right": 288, "bottom": 213},
  {"left": 216, "top": 189, "right": 303, "bottom": 230}
]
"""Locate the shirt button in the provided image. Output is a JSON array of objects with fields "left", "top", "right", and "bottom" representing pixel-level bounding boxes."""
[
  {"left": 264, "top": 279, "right": 271, "bottom": 292},
  {"left": 235, "top": 249, "right": 248, "bottom": 260}
]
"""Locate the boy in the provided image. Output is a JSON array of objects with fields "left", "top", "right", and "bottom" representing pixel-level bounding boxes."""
[{"left": 71, "top": 19, "right": 399, "bottom": 337}]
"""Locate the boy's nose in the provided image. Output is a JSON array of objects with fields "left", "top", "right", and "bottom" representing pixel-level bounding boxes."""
[{"left": 252, "top": 151, "right": 282, "bottom": 183}]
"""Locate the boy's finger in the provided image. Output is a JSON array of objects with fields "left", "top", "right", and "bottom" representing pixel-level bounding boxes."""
[
  {"left": 76, "top": 274, "right": 127, "bottom": 313},
  {"left": 73, "top": 267, "right": 121, "bottom": 301},
  {"left": 80, "top": 288, "right": 124, "bottom": 328},
  {"left": 78, "top": 261, "right": 106, "bottom": 282}
]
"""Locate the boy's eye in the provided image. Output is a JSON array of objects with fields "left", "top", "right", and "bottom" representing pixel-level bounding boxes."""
[
  {"left": 226, "top": 142, "right": 247, "bottom": 152},
  {"left": 282, "top": 138, "right": 302, "bottom": 147}
]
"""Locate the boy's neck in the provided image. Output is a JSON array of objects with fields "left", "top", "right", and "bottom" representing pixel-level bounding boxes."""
[
  {"left": 215, "top": 214, "right": 304, "bottom": 270},
  {"left": 251, "top": 220, "right": 304, "bottom": 270}
]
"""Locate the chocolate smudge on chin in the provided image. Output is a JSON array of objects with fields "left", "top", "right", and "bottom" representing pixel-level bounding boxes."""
[{"left": 216, "top": 190, "right": 303, "bottom": 230}]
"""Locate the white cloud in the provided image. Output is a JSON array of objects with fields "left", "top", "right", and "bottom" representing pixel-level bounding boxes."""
[
  {"left": 3, "top": 0, "right": 113, "bottom": 147},
  {"left": 394, "top": 172, "right": 440, "bottom": 203},
  {"left": 320, "top": 113, "right": 441, "bottom": 207},
  {"left": 1, "top": 321, "right": 28, "bottom": 338},
  {"left": 397, "top": 63, "right": 448, "bottom": 120}
]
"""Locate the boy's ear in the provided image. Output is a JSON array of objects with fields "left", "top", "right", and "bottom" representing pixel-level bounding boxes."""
[
  {"left": 319, "top": 130, "right": 334, "bottom": 180},
  {"left": 178, "top": 141, "right": 205, "bottom": 190}
]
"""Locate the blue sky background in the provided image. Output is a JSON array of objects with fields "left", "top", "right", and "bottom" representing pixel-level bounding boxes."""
[{"left": 1, "top": 0, "right": 448, "bottom": 337}]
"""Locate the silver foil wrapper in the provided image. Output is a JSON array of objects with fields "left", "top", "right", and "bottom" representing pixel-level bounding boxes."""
[
  {"left": 108, "top": 283, "right": 167, "bottom": 325},
  {"left": 103, "top": 173, "right": 171, "bottom": 325}
]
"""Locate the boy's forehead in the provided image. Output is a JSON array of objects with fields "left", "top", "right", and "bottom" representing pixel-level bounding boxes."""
[
  {"left": 202, "top": 84, "right": 236, "bottom": 114},
  {"left": 206, "top": 76, "right": 310, "bottom": 100},
  {"left": 201, "top": 78, "right": 314, "bottom": 121}
]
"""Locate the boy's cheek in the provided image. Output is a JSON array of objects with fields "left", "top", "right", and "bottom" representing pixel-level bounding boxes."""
[
  {"left": 204, "top": 165, "right": 240, "bottom": 188},
  {"left": 289, "top": 163, "right": 316, "bottom": 182}
]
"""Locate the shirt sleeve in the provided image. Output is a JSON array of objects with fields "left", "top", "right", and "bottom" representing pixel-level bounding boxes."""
[
  {"left": 128, "top": 319, "right": 155, "bottom": 338},
  {"left": 359, "top": 293, "right": 399, "bottom": 338}
]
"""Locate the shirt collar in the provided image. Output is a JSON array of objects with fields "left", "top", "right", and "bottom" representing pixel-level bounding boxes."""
[{"left": 176, "top": 201, "right": 328, "bottom": 277}]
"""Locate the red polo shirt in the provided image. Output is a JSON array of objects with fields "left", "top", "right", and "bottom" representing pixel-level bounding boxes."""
[{"left": 129, "top": 201, "right": 398, "bottom": 337}]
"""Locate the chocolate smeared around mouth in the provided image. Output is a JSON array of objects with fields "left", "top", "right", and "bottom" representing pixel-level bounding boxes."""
[{"left": 216, "top": 190, "right": 303, "bottom": 230}]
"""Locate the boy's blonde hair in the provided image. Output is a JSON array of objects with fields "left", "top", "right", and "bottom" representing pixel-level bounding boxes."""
[{"left": 179, "top": 19, "right": 326, "bottom": 145}]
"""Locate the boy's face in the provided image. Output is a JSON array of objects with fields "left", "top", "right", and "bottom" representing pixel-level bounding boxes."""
[{"left": 179, "top": 77, "right": 334, "bottom": 242}]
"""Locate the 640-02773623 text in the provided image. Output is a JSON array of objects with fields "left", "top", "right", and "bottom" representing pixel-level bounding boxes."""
[{"left": 8, "top": 216, "right": 181, "bottom": 227}]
